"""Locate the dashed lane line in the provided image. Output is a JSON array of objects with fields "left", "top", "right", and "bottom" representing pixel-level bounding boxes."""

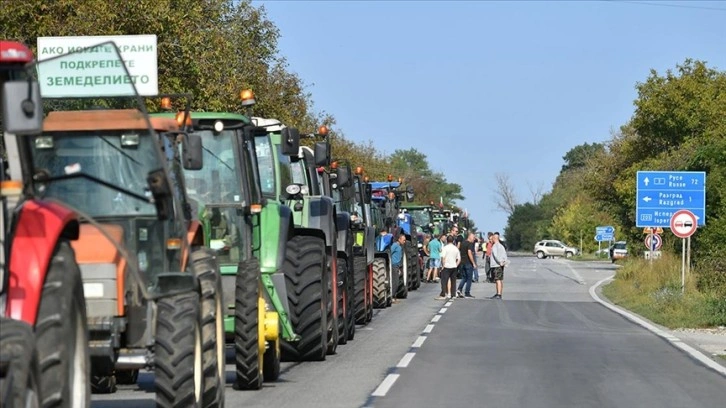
[
  {"left": 396, "top": 352, "right": 416, "bottom": 368},
  {"left": 369, "top": 297, "right": 453, "bottom": 399},
  {"left": 411, "top": 336, "right": 427, "bottom": 348},
  {"left": 371, "top": 374, "right": 400, "bottom": 397}
]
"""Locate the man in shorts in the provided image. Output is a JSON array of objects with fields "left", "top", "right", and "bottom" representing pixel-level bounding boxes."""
[{"left": 489, "top": 232, "right": 508, "bottom": 299}]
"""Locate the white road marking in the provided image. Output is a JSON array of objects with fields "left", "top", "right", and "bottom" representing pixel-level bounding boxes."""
[
  {"left": 371, "top": 374, "right": 400, "bottom": 397},
  {"left": 560, "top": 259, "right": 585, "bottom": 284},
  {"left": 590, "top": 276, "right": 726, "bottom": 377},
  {"left": 412, "top": 336, "right": 426, "bottom": 348},
  {"left": 445, "top": 301, "right": 453, "bottom": 307},
  {"left": 431, "top": 315, "right": 441, "bottom": 322},
  {"left": 439, "top": 307, "right": 448, "bottom": 314},
  {"left": 423, "top": 324, "right": 435, "bottom": 333},
  {"left": 396, "top": 352, "right": 416, "bottom": 368}
]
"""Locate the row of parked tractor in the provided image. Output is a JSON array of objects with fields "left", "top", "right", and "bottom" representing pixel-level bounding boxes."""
[{"left": 0, "top": 41, "right": 460, "bottom": 407}]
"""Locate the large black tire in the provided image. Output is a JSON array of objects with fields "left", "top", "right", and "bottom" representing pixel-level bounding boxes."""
[
  {"left": 353, "top": 256, "right": 369, "bottom": 325},
  {"left": 396, "top": 256, "right": 408, "bottom": 299},
  {"left": 345, "top": 256, "right": 356, "bottom": 341},
  {"left": 372, "top": 258, "right": 388, "bottom": 309},
  {"left": 410, "top": 252, "right": 421, "bottom": 290},
  {"left": 192, "top": 249, "right": 225, "bottom": 407},
  {"left": 0, "top": 318, "right": 42, "bottom": 408},
  {"left": 234, "top": 258, "right": 263, "bottom": 390},
  {"left": 35, "top": 242, "right": 90, "bottom": 408},
  {"left": 155, "top": 292, "right": 203, "bottom": 408},
  {"left": 281, "top": 236, "right": 328, "bottom": 362},
  {"left": 262, "top": 339, "right": 280, "bottom": 382},
  {"left": 336, "top": 258, "right": 348, "bottom": 346},
  {"left": 326, "top": 250, "right": 338, "bottom": 355}
]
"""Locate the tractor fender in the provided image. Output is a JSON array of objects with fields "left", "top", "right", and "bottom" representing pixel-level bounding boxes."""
[
  {"left": 335, "top": 212, "right": 351, "bottom": 255},
  {"left": 375, "top": 234, "right": 393, "bottom": 253},
  {"left": 6, "top": 200, "right": 79, "bottom": 325},
  {"left": 303, "top": 196, "right": 336, "bottom": 248}
]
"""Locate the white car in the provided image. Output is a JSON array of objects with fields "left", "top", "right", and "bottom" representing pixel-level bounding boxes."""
[
  {"left": 533, "top": 240, "right": 579, "bottom": 259},
  {"left": 609, "top": 241, "right": 628, "bottom": 263}
]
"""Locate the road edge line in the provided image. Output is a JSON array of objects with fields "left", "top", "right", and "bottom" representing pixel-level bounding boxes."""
[{"left": 589, "top": 275, "right": 726, "bottom": 377}]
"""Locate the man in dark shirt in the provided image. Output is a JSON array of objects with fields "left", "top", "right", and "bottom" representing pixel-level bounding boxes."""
[
  {"left": 389, "top": 233, "right": 406, "bottom": 304},
  {"left": 456, "top": 232, "right": 477, "bottom": 298}
]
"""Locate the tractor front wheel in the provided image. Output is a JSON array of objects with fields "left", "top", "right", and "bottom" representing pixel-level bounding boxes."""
[
  {"left": 0, "top": 318, "right": 42, "bottom": 408},
  {"left": 35, "top": 241, "right": 90, "bottom": 407},
  {"left": 372, "top": 258, "right": 388, "bottom": 309},
  {"left": 234, "top": 258, "right": 263, "bottom": 390},
  {"left": 192, "top": 249, "right": 225, "bottom": 406},
  {"left": 154, "top": 292, "right": 203, "bottom": 408}
]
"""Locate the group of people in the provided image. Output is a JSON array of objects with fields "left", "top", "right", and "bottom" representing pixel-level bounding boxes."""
[{"left": 422, "top": 229, "right": 509, "bottom": 300}]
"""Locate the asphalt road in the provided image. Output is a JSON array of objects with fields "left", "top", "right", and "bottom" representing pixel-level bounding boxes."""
[{"left": 92, "top": 256, "right": 726, "bottom": 408}]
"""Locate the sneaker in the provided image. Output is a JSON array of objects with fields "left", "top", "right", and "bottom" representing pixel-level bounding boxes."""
[
  {"left": 435, "top": 295, "right": 446, "bottom": 300},
  {"left": 465, "top": 294, "right": 475, "bottom": 298},
  {"left": 490, "top": 294, "right": 502, "bottom": 299},
  {"left": 456, "top": 290, "right": 463, "bottom": 298}
]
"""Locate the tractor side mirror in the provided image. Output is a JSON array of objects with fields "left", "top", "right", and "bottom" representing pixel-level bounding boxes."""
[
  {"left": 314, "top": 141, "right": 330, "bottom": 166},
  {"left": 406, "top": 186, "right": 415, "bottom": 202},
  {"left": 2, "top": 80, "right": 43, "bottom": 135},
  {"left": 147, "top": 168, "right": 174, "bottom": 221},
  {"left": 182, "top": 133, "right": 203, "bottom": 170},
  {"left": 280, "top": 127, "right": 300, "bottom": 156},
  {"left": 363, "top": 183, "right": 372, "bottom": 204},
  {"left": 336, "top": 166, "right": 351, "bottom": 190}
]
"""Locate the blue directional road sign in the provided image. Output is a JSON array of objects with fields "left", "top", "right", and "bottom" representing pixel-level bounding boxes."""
[
  {"left": 595, "top": 226, "right": 615, "bottom": 242},
  {"left": 636, "top": 171, "right": 706, "bottom": 227}
]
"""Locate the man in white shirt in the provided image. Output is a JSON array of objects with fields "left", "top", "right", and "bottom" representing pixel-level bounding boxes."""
[
  {"left": 489, "top": 232, "right": 509, "bottom": 299},
  {"left": 436, "top": 235, "right": 461, "bottom": 300}
]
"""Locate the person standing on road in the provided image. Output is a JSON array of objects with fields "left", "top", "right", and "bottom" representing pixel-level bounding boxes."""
[
  {"left": 471, "top": 236, "right": 480, "bottom": 282},
  {"left": 485, "top": 232, "right": 494, "bottom": 283},
  {"left": 456, "top": 232, "right": 477, "bottom": 298},
  {"left": 390, "top": 233, "right": 406, "bottom": 304},
  {"left": 426, "top": 232, "right": 442, "bottom": 283},
  {"left": 436, "top": 235, "right": 460, "bottom": 300},
  {"left": 489, "top": 232, "right": 508, "bottom": 299}
]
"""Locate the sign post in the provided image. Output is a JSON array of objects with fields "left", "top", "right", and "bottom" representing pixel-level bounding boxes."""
[{"left": 670, "top": 209, "right": 698, "bottom": 293}]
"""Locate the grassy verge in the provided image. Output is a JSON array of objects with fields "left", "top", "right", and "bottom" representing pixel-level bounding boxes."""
[
  {"left": 602, "top": 252, "right": 726, "bottom": 328},
  {"left": 572, "top": 253, "right": 610, "bottom": 262}
]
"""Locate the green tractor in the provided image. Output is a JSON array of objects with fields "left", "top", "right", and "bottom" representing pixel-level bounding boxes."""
[
  {"left": 252, "top": 117, "right": 338, "bottom": 359},
  {"left": 152, "top": 103, "right": 293, "bottom": 389}
]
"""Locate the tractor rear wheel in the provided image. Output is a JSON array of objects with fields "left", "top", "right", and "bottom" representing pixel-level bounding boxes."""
[
  {"left": 326, "top": 250, "right": 338, "bottom": 355},
  {"left": 372, "top": 258, "right": 388, "bottom": 309},
  {"left": 35, "top": 241, "right": 90, "bottom": 408},
  {"left": 192, "top": 249, "right": 225, "bottom": 406},
  {"left": 410, "top": 253, "right": 421, "bottom": 290},
  {"left": 0, "top": 318, "right": 42, "bottom": 408},
  {"left": 281, "top": 236, "right": 328, "bottom": 362},
  {"left": 154, "top": 292, "right": 203, "bottom": 408},
  {"left": 396, "top": 256, "right": 409, "bottom": 299},
  {"left": 234, "top": 258, "right": 263, "bottom": 390},
  {"left": 353, "top": 256, "right": 368, "bottom": 325},
  {"left": 336, "top": 258, "right": 348, "bottom": 346}
]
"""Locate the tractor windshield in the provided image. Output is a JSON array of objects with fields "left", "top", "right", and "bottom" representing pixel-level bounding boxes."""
[
  {"left": 185, "top": 130, "right": 243, "bottom": 206},
  {"left": 30, "top": 131, "right": 157, "bottom": 217},
  {"left": 410, "top": 209, "right": 430, "bottom": 227}
]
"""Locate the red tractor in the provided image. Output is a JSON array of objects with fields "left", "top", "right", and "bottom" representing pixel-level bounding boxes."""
[{"left": 1, "top": 40, "right": 91, "bottom": 407}]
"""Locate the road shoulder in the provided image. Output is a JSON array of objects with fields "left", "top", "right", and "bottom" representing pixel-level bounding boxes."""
[{"left": 589, "top": 275, "right": 726, "bottom": 377}]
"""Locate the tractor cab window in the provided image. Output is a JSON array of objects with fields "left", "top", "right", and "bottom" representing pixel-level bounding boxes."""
[
  {"left": 29, "top": 131, "right": 157, "bottom": 217},
  {"left": 254, "top": 135, "right": 275, "bottom": 197}
]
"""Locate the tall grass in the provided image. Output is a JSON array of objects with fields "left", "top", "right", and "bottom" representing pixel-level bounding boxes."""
[{"left": 602, "top": 252, "right": 726, "bottom": 328}]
